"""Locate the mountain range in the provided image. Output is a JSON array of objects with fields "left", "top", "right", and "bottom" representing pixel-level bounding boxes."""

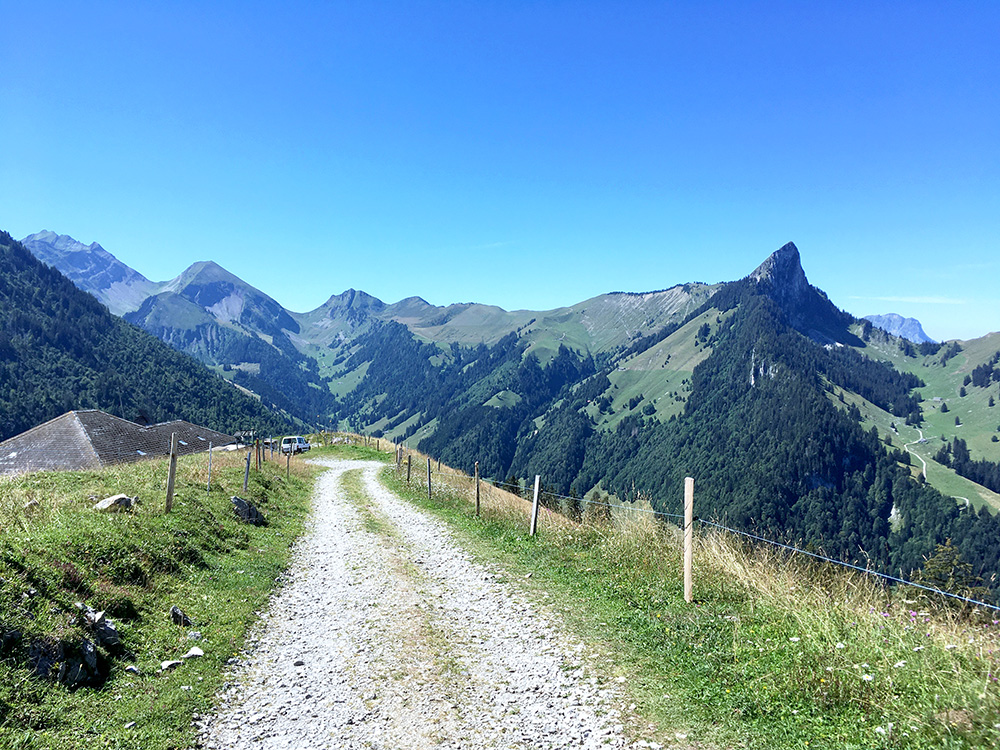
[
  {"left": 0, "top": 232, "right": 290, "bottom": 444},
  {"left": 16, "top": 229, "right": 1000, "bottom": 588}
]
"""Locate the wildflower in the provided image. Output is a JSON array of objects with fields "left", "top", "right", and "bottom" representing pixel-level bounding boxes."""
[
  {"left": 893, "top": 660, "right": 906, "bottom": 668},
  {"left": 862, "top": 674, "right": 874, "bottom": 682},
  {"left": 789, "top": 637, "right": 800, "bottom": 642},
  {"left": 913, "top": 645, "right": 925, "bottom": 652},
  {"left": 836, "top": 642, "right": 845, "bottom": 649},
  {"left": 875, "top": 726, "right": 886, "bottom": 735},
  {"left": 945, "top": 644, "right": 958, "bottom": 650}
]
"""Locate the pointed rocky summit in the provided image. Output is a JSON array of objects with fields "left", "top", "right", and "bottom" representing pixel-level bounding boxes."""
[
  {"left": 745, "top": 242, "right": 859, "bottom": 346},
  {"left": 749, "top": 242, "right": 810, "bottom": 307}
]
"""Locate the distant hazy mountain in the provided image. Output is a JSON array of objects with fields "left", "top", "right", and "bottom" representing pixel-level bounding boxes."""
[
  {"left": 863, "top": 313, "right": 936, "bottom": 344},
  {"left": 21, "top": 231, "right": 158, "bottom": 315}
]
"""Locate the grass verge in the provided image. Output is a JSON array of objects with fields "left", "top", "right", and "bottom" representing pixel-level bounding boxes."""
[
  {"left": 381, "top": 460, "right": 1000, "bottom": 750},
  {"left": 0, "top": 446, "right": 323, "bottom": 750}
]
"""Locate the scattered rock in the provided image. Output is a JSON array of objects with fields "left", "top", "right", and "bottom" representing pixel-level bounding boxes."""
[
  {"left": 29, "top": 638, "right": 109, "bottom": 688},
  {"left": 125, "top": 665, "right": 141, "bottom": 675},
  {"left": 93, "top": 494, "right": 136, "bottom": 512},
  {"left": 170, "top": 606, "right": 193, "bottom": 626},
  {"left": 231, "top": 496, "right": 267, "bottom": 526},
  {"left": 183, "top": 647, "right": 205, "bottom": 659},
  {"left": 75, "top": 602, "right": 121, "bottom": 651},
  {"left": 161, "top": 660, "right": 184, "bottom": 672},
  {"left": 187, "top": 630, "right": 203, "bottom": 640},
  {"left": 293, "top": 659, "right": 305, "bottom": 667},
  {"left": 124, "top": 721, "right": 136, "bottom": 729}
]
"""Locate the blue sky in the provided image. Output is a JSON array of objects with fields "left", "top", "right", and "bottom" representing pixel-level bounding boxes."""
[{"left": 2, "top": 1, "right": 997, "bottom": 341}]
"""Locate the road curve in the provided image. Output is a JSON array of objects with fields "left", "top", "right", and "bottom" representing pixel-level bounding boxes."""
[{"left": 903, "top": 427, "right": 928, "bottom": 479}]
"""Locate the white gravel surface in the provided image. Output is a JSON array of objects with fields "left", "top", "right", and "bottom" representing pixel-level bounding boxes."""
[{"left": 198, "top": 458, "right": 634, "bottom": 749}]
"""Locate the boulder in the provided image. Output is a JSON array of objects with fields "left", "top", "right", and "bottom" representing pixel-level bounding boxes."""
[
  {"left": 170, "top": 605, "right": 193, "bottom": 626},
  {"left": 231, "top": 496, "right": 267, "bottom": 526},
  {"left": 75, "top": 602, "right": 121, "bottom": 651},
  {"left": 28, "top": 640, "right": 60, "bottom": 679},
  {"left": 93, "top": 494, "right": 135, "bottom": 512},
  {"left": 30, "top": 638, "right": 109, "bottom": 688}
]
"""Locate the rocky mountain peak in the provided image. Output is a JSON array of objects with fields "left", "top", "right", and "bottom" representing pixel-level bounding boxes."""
[
  {"left": 749, "top": 242, "right": 808, "bottom": 293},
  {"left": 743, "top": 242, "right": 859, "bottom": 346},
  {"left": 21, "top": 231, "right": 155, "bottom": 315}
]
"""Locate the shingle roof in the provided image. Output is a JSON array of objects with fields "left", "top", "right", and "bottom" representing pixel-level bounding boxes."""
[{"left": 0, "top": 410, "right": 234, "bottom": 476}]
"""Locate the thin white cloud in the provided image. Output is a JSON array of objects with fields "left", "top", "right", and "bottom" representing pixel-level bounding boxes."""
[{"left": 848, "top": 296, "right": 967, "bottom": 305}]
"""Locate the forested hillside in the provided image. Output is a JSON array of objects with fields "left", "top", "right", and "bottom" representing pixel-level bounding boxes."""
[
  {"left": 494, "top": 250, "right": 1000, "bottom": 586},
  {"left": 0, "top": 232, "right": 290, "bottom": 441}
]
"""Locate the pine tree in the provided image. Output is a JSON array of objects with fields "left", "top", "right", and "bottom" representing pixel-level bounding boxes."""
[{"left": 917, "top": 539, "right": 993, "bottom": 605}]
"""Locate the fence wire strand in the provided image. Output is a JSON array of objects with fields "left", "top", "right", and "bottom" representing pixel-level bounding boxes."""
[{"left": 407, "top": 455, "right": 999, "bottom": 612}]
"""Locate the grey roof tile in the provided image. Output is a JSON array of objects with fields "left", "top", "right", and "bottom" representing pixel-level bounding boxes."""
[{"left": 0, "top": 410, "right": 235, "bottom": 476}]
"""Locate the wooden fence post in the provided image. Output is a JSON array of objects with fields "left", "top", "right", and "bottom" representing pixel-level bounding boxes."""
[
  {"left": 427, "top": 457, "right": 432, "bottom": 500},
  {"left": 286, "top": 449, "right": 290, "bottom": 480},
  {"left": 243, "top": 450, "right": 251, "bottom": 493},
  {"left": 207, "top": 442, "right": 213, "bottom": 493},
  {"left": 529, "top": 474, "right": 541, "bottom": 536},
  {"left": 684, "top": 476, "right": 694, "bottom": 603},
  {"left": 475, "top": 461, "right": 480, "bottom": 517},
  {"left": 165, "top": 432, "right": 178, "bottom": 513},
  {"left": 407, "top": 454, "right": 412, "bottom": 483}
]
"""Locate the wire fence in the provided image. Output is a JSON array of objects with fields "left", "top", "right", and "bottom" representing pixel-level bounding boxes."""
[{"left": 403, "top": 455, "right": 1000, "bottom": 613}]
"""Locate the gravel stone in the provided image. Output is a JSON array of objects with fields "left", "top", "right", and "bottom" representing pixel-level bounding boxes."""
[{"left": 199, "top": 459, "right": 633, "bottom": 749}]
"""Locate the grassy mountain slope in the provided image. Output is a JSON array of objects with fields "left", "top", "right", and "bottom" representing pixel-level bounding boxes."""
[
  {"left": 0, "top": 232, "right": 290, "bottom": 441},
  {"left": 861, "top": 328, "right": 1000, "bottom": 460}
]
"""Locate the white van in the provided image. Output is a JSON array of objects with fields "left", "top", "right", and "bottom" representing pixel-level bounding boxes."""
[{"left": 280, "top": 435, "right": 311, "bottom": 454}]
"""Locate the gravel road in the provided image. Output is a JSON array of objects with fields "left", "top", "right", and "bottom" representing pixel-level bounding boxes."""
[{"left": 198, "top": 459, "right": 634, "bottom": 749}]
